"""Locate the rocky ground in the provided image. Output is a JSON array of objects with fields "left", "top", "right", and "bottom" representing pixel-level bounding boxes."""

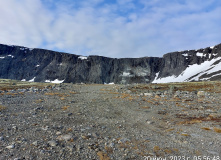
[{"left": 0, "top": 80, "right": 221, "bottom": 160}]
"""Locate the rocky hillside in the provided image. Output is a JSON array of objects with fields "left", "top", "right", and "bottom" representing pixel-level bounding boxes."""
[{"left": 0, "top": 43, "right": 220, "bottom": 84}]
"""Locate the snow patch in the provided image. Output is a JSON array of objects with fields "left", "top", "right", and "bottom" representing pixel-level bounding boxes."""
[
  {"left": 182, "top": 53, "right": 188, "bottom": 57},
  {"left": 20, "top": 47, "right": 31, "bottom": 50},
  {"left": 122, "top": 72, "right": 131, "bottom": 77},
  {"left": 153, "top": 75, "right": 178, "bottom": 83},
  {"left": 21, "top": 79, "right": 26, "bottom": 81},
  {"left": 29, "top": 77, "right": 36, "bottom": 82},
  {"left": 8, "top": 44, "right": 15, "bottom": 47},
  {"left": 51, "top": 79, "right": 65, "bottom": 83},
  {"left": 8, "top": 55, "right": 14, "bottom": 58},
  {"left": 154, "top": 72, "right": 159, "bottom": 81},
  {"left": 196, "top": 52, "right": 204, "bottom": 57},
  {"left": 45, "top": 79, "right": 64, "bottom": 83},
  {"left": 210, "top": 46, "right": 215, "bottom": 49},
  {"left": 105, "top": 82, "right": 115, "bottom": 85},
  {"left": 0, "top": 56, "right": 5, "bottom": 59},
  {"left": 36, "top": 65, "right": 40, "bottom": 67},
  {"left": 78, "top": 56, "right": 88, "bottom": 60}
]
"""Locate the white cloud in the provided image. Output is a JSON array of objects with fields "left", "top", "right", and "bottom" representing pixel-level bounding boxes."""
[
  {"left": 0, "top": 0, "right": 220, "bottom": 58},
  {"left": 0, "top": 0, "right": 52, "bottom": 47}
]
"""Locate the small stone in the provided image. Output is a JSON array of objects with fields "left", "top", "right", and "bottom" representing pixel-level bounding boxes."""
[
  {"left": 16, "top": 141, "right": 22, "bottom": 144},
  {"left": 144, "top": 137, "right": 151, "bottom": 141},
  {"left": 146, "top": 121, "right": 153, "bottom": 124},
  {"left": 32, "top": 141, "right": 39, "bottom": 146},
  {"left": 81, "top": 135, "right": 91, "bottom": 140},
  {"left": 164, "top": 91, "right": 168, "bottom": 95},
  {"left": 56, "top": 131, "right": 62, "bottom": 135},
  {"left": 207, "top": 150, "right": 219, "bottom": 155},
  {"left": 57, "top": 134, "right": 73, "bottom": 141},
  {"left": 41, "top": 126, "right": 49, "bottom": 131},
  {"left": 67, "top": 145, "right": 76, "bottom": 151},
  {"left": 85, "top": 126, "right": 91, "bottom": 130},
  {"left": 0, "top": 136, "right": 4, "bottom": 141},
  {"left": 156, "top": 91, "right": 161, "bottom": 95},
  {"left": 80, "top": 128, "right": 86, "bottom": 132},
  {"left": 109, "top": 142, "right": 115, "bottom": 148},
  {"left": 92, "top": 132, "right": 99, "bottom": 138},
  {"left": 12, "top": 126, "right": 18, "bottom": 130},
  {"left": 144, "top": 93, "right": 152, "bottom": 96},
  {"left": 209, "top": 142, "right": 213, "bottom": 145},
  {"left": 48, "top": 140, "right": 58, "bottom": 147},
  {"left": 197, "top": 91, "right": 206, "bottom": 97},
  {"left": 125, "top": 90, "right": 131, "bottom": 94},
  {"left": 157, "top": 110, "right": 167, "bottom": 115},
  {"left": 76, "top": 145, "right": 83, "bottom": 151},
  {"left": 6, "top": 144, "right": 15, "bottom": 149},
  {"left": 118, "top": 138, "right": 130, "bottom": 144}
]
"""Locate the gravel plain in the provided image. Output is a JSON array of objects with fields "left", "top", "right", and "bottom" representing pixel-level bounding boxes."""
[{"left": 0, "top": 81, "right": 221, "bottom": 160}]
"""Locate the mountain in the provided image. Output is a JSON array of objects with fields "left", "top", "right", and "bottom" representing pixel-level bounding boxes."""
[{"left": 0, "top": 43, "right": 221, "bottom": 84}]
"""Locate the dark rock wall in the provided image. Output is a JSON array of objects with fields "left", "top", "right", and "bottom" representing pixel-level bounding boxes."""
[{"left": 0, "top": 43, "right": 221, "bottom": 83}]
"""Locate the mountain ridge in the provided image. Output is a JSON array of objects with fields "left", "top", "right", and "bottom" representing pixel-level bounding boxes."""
[{"left": 0, "top": 43, "right": 221, "bottom": 84}]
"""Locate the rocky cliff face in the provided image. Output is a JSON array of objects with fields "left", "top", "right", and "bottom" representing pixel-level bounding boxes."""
[{"left": 0, "top": 43, "right": 221, "bottom": 84}]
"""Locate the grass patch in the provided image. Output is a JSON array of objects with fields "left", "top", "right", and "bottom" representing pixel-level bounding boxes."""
[
  {"left": 153, "top": 146, "right": 160, "bottom": 152},
  {"left": 165, "top": 128, "right": 175, "bottom": 132},
  {"left": 201, "top": 127, "right": 211, "bottom": 131},
  {"left": 141, "top": 106, "right": 151, "bottom": 109},
  {"left": 0, "top": 79, "right": 55, "bottom": 91},
  {"left": 129, "top": 81, "right": 221, "bottom": 93},
  {"left": 69, "top": 91, "right": 77, "bottom": 94},
  {"left": 62, "top": 106, "right": 70, "bottom": 110},
  {"left": 35, "top": 99, "right": 44, "bottom": 103},
  {"left": 0, "top": 105, "right": 6, "bottom": 111},
  {"left": 181, "top": 133, "right": 190, "bottom": 136},
  {"left": 97, "top": 151, "right": 110, "bottom": 160},
  {"left": 214, "top": 127, "right": 221, "bottom": 133}
]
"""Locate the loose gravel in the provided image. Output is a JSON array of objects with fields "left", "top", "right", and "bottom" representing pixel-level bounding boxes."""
[{"left": 0, "top": 83, "right": 221, "bottom": 160}]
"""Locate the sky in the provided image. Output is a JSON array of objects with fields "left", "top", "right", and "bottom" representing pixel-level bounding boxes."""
[{"left": 0, "top": 0, "right": 220, "bottom": 58}]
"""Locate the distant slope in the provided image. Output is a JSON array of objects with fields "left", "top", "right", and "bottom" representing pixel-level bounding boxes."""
[{"left": 0, "top": 43, "right": 220, "bottom": 84}]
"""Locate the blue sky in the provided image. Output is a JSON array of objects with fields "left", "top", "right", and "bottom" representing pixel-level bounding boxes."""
[{"left": 0, "top": 0, "right": 220, "bottom": 58}]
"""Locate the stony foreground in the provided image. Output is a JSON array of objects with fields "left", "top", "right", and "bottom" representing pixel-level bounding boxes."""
[{"left": 0, "top": 81, "right": 221, "bottom": 159}]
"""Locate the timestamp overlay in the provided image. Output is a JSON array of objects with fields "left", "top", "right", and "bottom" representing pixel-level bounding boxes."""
[{"left": 144, "top": 156, "right": 220, "bottom": 160}]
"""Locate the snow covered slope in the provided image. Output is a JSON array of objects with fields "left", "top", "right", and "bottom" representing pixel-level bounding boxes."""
[{"left": 153, "top": 45, "right": 221, "bottom": 83}]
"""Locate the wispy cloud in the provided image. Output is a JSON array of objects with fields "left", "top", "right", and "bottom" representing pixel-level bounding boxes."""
[{"left": 0, "top": 0, "right": 220, "bottom": 58}]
